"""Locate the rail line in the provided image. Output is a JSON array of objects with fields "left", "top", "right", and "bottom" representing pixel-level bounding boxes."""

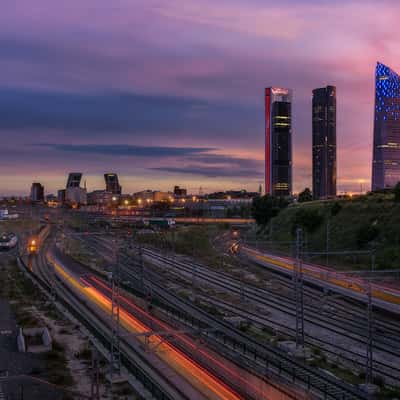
[
  {"left": 17, "top": 255, "right": 185, "bottom": 400},
  {"left": 244, "top": 247, "right": 400, "bottom": 309},
  {"left": 28, "top": 232, "right": 304, "bottom": 400},
  {"left": 119, "top": 263, "right": 369, "bottom": 400},
  {"left": 141, "top": 248, "right": 400, "bottom": 361},
  {"left": 80, "top": 234, "right": 400, "bottom": 383}
]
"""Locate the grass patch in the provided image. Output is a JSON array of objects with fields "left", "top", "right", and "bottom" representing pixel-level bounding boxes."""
[
  {"left": 45, "top": 340, "right": 74, "bottom": 387},
  {"left": 254, "top": 193, "right": 400, "bottom": 271}
]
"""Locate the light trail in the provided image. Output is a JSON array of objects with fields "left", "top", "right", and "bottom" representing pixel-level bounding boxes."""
[
  {"left": 81, "top": 276, "right": 242, "bottom": 400},
  {"left": 244, "top": 247, "right": 400, "bottom": 306},
  {"left": 47, "top": 253, "right": 241, "bottom": 400},
  {"left": 89, "top": 275, "right": 302, "bottom": 400}
]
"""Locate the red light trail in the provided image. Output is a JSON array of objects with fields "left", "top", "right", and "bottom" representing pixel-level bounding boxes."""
[{"left": 88, "top": 275, "right": 301, "bottom": 400}]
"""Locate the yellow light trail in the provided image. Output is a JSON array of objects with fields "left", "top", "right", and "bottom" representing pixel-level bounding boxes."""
[{"left": 48, "top": 254, "right": 241, "bottom": 400}]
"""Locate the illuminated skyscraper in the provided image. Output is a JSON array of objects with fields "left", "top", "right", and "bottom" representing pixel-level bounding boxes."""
[
  {"left": 104, "top": 173, "right": 122, "bottom": 194},
  {"left": 312, "top": 86, "right": 337, "bottom": 199},
  {"left": 372, "top": 62, "right": 400, "bottom": 190},
  {"left": 265, "top": 87, "right": 292, "bottom": 196}
]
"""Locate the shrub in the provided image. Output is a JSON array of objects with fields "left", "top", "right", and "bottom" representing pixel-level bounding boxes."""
[
  {"left": 252, "top": 195, "right": 289, "bottom": 226},
  {"left": 356, "top": 224, "right": 379, "bottom": 248}
]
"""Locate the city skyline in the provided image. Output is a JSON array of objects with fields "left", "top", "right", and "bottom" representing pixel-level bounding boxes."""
[{"left": 0, "top": 0, "right": 399, "bottom": 195}]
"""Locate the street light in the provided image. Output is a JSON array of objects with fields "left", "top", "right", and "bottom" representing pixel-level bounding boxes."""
[
  {"left": 112, "top": 196, "right": 117, "bottom": 202},
  {"left": 124, "top": 199, "right": 129, "bottom": 206},
  {"left": 137, "top": 198, "right": 142, "bottom": 205}
]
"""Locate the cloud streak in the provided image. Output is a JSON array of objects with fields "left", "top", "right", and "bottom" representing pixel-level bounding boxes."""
[
  {"left": 151, "top": 166, "right": 263, "bottom": 179},
  {"left": 38, "top": 144, "right": 215, "bottom": 158}
]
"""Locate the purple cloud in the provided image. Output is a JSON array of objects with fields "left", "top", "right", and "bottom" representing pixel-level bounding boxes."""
[{"left": 0, "top": 0, "right": 399, "bottom": 195}]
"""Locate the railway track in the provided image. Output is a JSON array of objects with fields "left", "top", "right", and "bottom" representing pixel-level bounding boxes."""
[
  {"left": 116, "top": 261, "right": 369, "bottom": 400},
  {"left": 193, "top": 293, "right": 400, "bottom": 382},
  {"left": 81, "top": 235, "right": 400, "bottom": 374},
  {"left": 17, "top": 254, "right": 188, "bottom": 400},
  {"left": 76, "top": 239, "right": 365, "bottom": 399},
  {"left": 141, "top": 248, "right": 400, "bottom": 360},
  {"left": 30, "top": 235, "right": 300, "bottom": 400}
]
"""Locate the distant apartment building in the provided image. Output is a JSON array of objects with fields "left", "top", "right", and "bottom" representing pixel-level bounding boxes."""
[
  {"left": 265, "top": 87, "right": 293, "bottom": 196},
  {"left": 312, "top": 86, "right": 337, "bottom": 199},
  {"left": 87, "top": 190, "right": 113, "bottom": 205},
  {"left": 154, "top": 191, "right": 172, "bottom": 202},
  {"left": 65, "top": 187, "right": 87, "bottom": 205},
  {"left": 133, "top": 190, "right": 155, "bottom": 203},
  {"left": 372, "top": 62, "right": 400, "bottom": 190},
  {"left": 104, "top": 173, "right": 122, "bottom": 194},
  {"left": 133, "top": 190, "right": 173, "bottom": 203},
  {"left": 30, "top": 182, "right": 44, "bottom": 203},
  {"left": 173, "top": 186, "right": 187, "bottom": 197}
]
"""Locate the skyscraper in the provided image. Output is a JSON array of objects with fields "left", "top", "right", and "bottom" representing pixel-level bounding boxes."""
[
  {"left": 265, "top": 87, "right": 292, "bottom": 196},
  {"left": 104, "top": 173, "right": 122, "bottom": 194},
  {"left": 312, "top": 86, "right": 337, "bottom": 199},
  {"left": 30, "top": 182, "right": 44, "bottom": 202},
  {"left": 372, "top": 62, "right": 400, "bottom": 190},
  {"left": 66, "top": 172, "right": 82, "bottom": 188}
]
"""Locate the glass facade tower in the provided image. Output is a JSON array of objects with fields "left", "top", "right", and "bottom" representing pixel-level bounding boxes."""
[
  {"left": 372, "top": 62, "right": 400, "bottom": 190},
  {"left": 104, "top": 173, "right": 122, "bottom": 194},
  {"left": 66, "top": 172, "right": 82, "bottom": 188},
  {"left": 265, "top": 87, "right": 292, "bottom": 196},
  {"left": 312, "top": 86, "right": 337, "bottom": 199}
]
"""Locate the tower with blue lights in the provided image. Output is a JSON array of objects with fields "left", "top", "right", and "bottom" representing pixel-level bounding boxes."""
[{"left": 372, "top": 62, "right": 400, "bottom": 190}]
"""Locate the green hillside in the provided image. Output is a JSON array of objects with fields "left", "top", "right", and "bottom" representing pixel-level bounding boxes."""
[{"left": 254, "top": 193, "right": 400, "bottom": 270}]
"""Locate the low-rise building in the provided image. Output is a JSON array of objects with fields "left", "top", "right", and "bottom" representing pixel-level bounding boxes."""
[
  {"left": 65, "top": 187, "right": 87, "bottom": 206},
  {"left": 87, "top": 190, "right": 113, "bottom": 206}
]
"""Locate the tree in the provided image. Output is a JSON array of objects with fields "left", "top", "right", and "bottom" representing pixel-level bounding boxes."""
[
  {"left": 292, "top": 208, "right": 323, "bottom": 234},
  {"left": 394, "top": 182, "right": 400, "bottom": 202},
  {"left": 298, "top": 188, "right": 313, "bottom": 203},
  {"left": 251, "top": 195, "right": 289, "bottom": 226}
]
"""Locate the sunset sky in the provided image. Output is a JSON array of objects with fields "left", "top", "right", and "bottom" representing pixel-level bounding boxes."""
[{"left": 1, "top": 0, "right": 399, "bottom": 196}]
